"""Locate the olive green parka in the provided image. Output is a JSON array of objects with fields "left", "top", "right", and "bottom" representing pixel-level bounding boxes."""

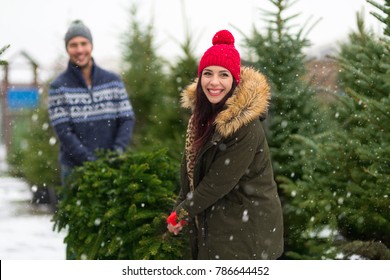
[{"left": 174, "top": 67, "right": 283, "bottom": 260}]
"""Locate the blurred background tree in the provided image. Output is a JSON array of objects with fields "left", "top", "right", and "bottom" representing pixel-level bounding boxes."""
[
  {"left": 121, "top": 4, "right": 197, "bottom": 160},
  {"left": 5, "top": 83, "right": 60, "bottom": 207},
  {"left": 240, "top": 0, "right": 334, "bottom": 258},
  {"left": 123, "top": 6, "right": 197, "bottom": 159},
  {"left": 241, "top": 0, "right": 323, "bottom": 182},
  {"left": 278, "top": 0, "right": 390, "bottom": 259},
  {"left": 121, "top": 5, "right": 169, "bottom": 151}
]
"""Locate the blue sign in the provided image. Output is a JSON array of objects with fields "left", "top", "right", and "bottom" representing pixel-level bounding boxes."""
[{"left": 7, "top": 87, "right": 39, "bottom": 110}]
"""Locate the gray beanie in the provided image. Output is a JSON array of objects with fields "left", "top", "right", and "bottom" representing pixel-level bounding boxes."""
[{"left": 64, "top": 20, "right": 93, "bottom": 48}]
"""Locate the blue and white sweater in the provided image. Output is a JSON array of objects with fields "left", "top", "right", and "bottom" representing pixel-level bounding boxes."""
[{"left": 48, "top": 60, "right": 135, "bottom": 167}]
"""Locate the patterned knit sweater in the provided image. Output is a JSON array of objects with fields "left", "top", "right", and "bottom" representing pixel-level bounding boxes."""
[{"left": 48, "top": 60, "right": 135, "bottom": 167}]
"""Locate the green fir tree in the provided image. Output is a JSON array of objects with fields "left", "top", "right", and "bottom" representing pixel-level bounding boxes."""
[
  {"left": 280, "top": 0, "right": 390, "bottom": 259},
  {"left": 242, "top": 0, "right": 322, "bottom": 182},
  {"left": 121, "top": 4, "right": 200, "bottom": 159},
  {"left": 165, "top": 27, "right": 199, "bottom": 159},
  {"left": 53, "top": 149, "right": 189, "bottom": 259},
  {"left": 121, "top": 5, "right": 170, "bottom": 151},
  {"left": 241, "top": 0, "right": 326, "bottom": 258}
]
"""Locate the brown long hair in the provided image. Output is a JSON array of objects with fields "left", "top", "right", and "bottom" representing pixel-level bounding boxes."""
[{"left": 192, "top": 77, "right": 237, "bottom": 152}]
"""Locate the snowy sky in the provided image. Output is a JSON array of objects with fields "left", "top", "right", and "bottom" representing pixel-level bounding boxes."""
[{"left": 0, "top": 0, "right": 385, "bottom": 83}]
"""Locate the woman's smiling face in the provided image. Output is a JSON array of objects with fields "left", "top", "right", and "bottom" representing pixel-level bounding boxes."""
[{"left": 201, "top": 66, "right": 233, "bottom": 104}]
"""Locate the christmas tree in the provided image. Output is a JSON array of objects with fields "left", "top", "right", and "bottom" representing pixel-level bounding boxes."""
[
  {"left": 242, "top": 0, "right": 327, "bottom": 258},
  {"left": 242, "top": 0, "right": 323, "bottom": 182},
  {"left": 53, "top": 149, "right": 189, "bottom": 259},
  {"left": 280, "top": 0, "right": 390, "bottom": 259}
]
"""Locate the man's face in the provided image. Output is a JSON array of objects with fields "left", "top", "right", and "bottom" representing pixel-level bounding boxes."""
[{"left": 66, "top": 36, "right": 92, "bottom": 68}]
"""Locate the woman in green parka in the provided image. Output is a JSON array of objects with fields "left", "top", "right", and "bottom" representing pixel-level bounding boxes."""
[{"left": 167, "top": 30, "right": 283, "bottom": 260}]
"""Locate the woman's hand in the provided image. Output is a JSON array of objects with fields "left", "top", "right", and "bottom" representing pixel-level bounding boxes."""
[
  {"left": 166, "top": 211, "right": 186, "bottom": 235},
  {"left": 167, "top": 222, "right": 184, "bottom": 235}
]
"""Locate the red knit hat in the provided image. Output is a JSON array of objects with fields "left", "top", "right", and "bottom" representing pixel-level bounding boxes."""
[{"left": 198, "top": 30, "right": 241, "bottom": 84}]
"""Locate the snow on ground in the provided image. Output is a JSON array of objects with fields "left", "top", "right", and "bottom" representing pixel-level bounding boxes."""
[{"left": 0, "top": 176, "right": 66, "bottom": 260}]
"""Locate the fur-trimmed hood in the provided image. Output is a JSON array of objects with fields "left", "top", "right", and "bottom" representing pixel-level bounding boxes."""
[{"left": 181, "top": 67, "right": 270, "bottom": 138}]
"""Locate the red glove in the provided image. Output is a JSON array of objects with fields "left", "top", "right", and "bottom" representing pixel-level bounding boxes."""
[{"left": 166, "top": 211, "right": 186, "bottom": 226}]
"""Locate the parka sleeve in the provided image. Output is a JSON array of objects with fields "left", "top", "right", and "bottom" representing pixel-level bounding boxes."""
[{"left": 175, "top": 121, "right": 263, "bottom": 217}]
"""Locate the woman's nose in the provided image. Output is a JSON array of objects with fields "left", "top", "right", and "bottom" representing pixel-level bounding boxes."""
[{"left": 209, "top": 74, "right": 219, "bottom": 85}]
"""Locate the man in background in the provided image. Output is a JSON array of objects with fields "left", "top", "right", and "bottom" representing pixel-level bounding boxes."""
[{"left": 48, "top": 19, "right": 135, "bottom": 190}]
